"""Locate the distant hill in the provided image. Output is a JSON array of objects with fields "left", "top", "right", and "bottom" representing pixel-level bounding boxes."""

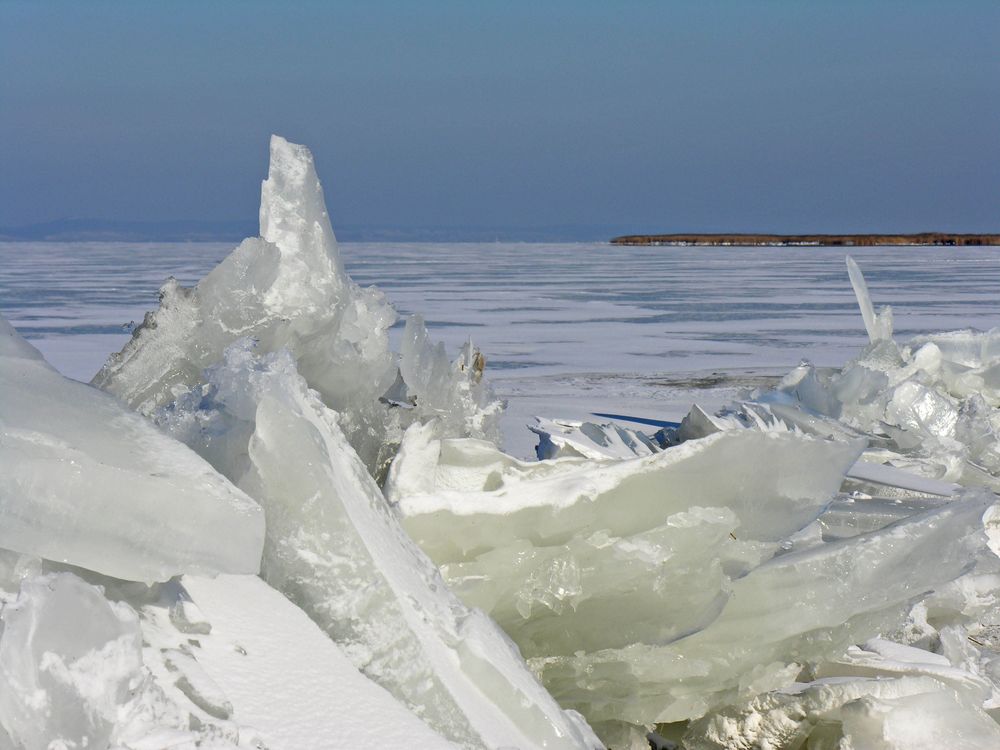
[{"left": 611, "top": 232, "right": 1000, "bottom": 247}]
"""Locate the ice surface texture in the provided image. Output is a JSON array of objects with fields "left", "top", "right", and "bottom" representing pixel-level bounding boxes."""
[
  {"left": 94, "top": 136, "right": 501, "bottom": 479},
  {"left": 683, "top": 637, "right": 1000, "bottom": 750},
  {"left": 0, "top": 315, "right": 263, "bottom": 582},
  {"left": 390, "top": 425, "right": 970, "bottom": 729},
  {"left": 158, "top": 344, "right": 600, "bottom": 749}
]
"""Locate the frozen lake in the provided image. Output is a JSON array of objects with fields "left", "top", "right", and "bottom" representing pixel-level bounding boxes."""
[{"left": 3, "top": 241, "right": 1000, "bottom": 455}]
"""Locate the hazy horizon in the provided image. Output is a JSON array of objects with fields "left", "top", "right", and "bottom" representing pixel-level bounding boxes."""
[{"left": 3, "top": 220, "right": 1000, "bottom": 245}]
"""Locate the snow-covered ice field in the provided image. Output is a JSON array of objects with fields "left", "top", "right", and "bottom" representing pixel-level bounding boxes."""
[
  {"left": 6, "top": 137, "right": 1000, "bottom": 749},
  {"left": 4, "top": 241, "right": 1000, "bottom": 456}
]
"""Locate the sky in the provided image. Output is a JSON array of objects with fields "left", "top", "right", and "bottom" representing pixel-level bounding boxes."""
[{"left": 1, "top": 1, "right": 998, "bottom": 240}]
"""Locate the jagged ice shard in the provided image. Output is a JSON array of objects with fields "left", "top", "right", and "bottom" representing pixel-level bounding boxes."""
[
  {"left": 92, "top": 137, "right": 599, "bottom": 749},
  {"left": 93, "top": 135, "right": 501, "bottom": 479},
  {"left": 846, "top": 254, "right": 893, "bottom": 344},
  {"left": 157, "top": 345, "right": 601, "bottom": 750},
  {"left": 532, "top": 491, "right": 992, "bottom": 726},
  {"left": 390, "top": 422, "right": 997, "bottom": 739},
  {"left": 0, "top": 315, "right": 264, "bottom": 582},
  {"left": 93, "top": 136, "right": 393, "bottom": 418},
  {"left": 739, "top": 257, "right": 1000, "bottom": 494}
]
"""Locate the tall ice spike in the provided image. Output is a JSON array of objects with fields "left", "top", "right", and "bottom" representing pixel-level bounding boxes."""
[
  {"left": 846, "top": 255, "right": 879, "bottom": 343},
  {"left": 846, "top": 256, "right": 893, "bottom": 343}
]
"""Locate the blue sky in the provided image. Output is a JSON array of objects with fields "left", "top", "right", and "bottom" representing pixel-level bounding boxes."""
[{"left": 2, "top": 1, "right": 998, "bottom": 239}]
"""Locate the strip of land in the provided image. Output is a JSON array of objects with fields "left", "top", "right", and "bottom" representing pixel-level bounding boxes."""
[{"left": 611, "top": 233, "right": 1000, "bottom": 247}]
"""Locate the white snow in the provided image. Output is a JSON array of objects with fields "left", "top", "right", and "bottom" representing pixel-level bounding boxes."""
[{"left": 180, "top": 574, "right": 460, "bottom": 750}]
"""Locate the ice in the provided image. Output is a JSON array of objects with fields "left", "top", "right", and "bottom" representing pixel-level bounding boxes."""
[
  {"left": 395, "top": 404, "right": 997, "bottom": 741},
  {"left": 847, "top": 255, "right": 894, "bottom": 343},
  {"left": 0, "top": 314, "right": 264, "bottom": 582},
  {"left": 385, "top": 424, "right": 598, "bottom": 505},
  {"left": 94, "top": 136, "right": 501, "bottom": 479},
  {"left": 8, "top": 241, "right": 1000, "bottom": 416},
  {"left": 157, "top": 344, "right": 600, "bottom": 750},
  {"left": 610, "top": 258, "right": 1000, "bottom": 500},
  {"left": 684, "top": 637, "right": 1000, "bottom": 749},
  {"left": 396, "top": 429, "right": 864, "bottom": 557},
  {"left": 87, "top": 135, "right": 593, "bottom": 747},
  {"left": 663, "top": 399, "right": 962, "bottom": 496},
  {"left": 0, "top": 572, "right": 143, "bottom": 750},
  {"left": 818, "top": 638, "right": 993, "bottom": 699},
  {"left": 0, "top": 551, "right": 462, "bottom": 749},
  {"left": 392, "top": 428, "right": 877, "bottom": 732},
  {"left": 685, "top": 678, "right": 1000, "bottom": 750},
  {"left": 841, "top": 690, "right": 1000, "bottom": 750},
  {"left": 714, "top": 259, "right": 1000, "bottom": 495},
  {"left": 533, "top": 490, "right": 992, "bottom": 731},
  {"left": 844, "top": 459, "right": 959, "bottom": 497},
  {"left": 819, "top": 494, "right": 951, "bottom": 540},
  {"left": 0, "top": 554, "right": 256, "bottom": 748},
  {"left": 93, "top": 135, "right": 401, "bottom": 476},
  {"left": 530, "top": 417, "right": 662, "bottom": 460},
  {"left": 508, "top": 257, "right": 1000, "bottom": 743},
  {"left": 398, "top": 314, "right": 503, "bottom": 446}
]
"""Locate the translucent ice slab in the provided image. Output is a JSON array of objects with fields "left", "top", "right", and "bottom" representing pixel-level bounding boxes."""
[
  {"left": 392, "top": 426, "right": 892, "bottom": 735},
  {"left": 0, "top": 316, "right": 263, "bottom": 582},
  {"left": 847, "top": 255, "right": 894, "bottom": 343},
  {"left": 530, "top": 416, "right": 661, "bottom": 460},
  {"left": 532, "top": 492, "right": 992, "bottom": 726},
  {"left": 158, "top": 344, "right": 600, "bottom": 750},
  {"left": 93, "top": 136, "right": 395, "bottom": 419},
  {"left": 397, "top": 430, "right": 865, "bottom": 559}
]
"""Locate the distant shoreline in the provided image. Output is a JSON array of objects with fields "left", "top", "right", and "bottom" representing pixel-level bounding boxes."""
[{"left": 610, "top": 232, "right": 1000, "bottom": 247}]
